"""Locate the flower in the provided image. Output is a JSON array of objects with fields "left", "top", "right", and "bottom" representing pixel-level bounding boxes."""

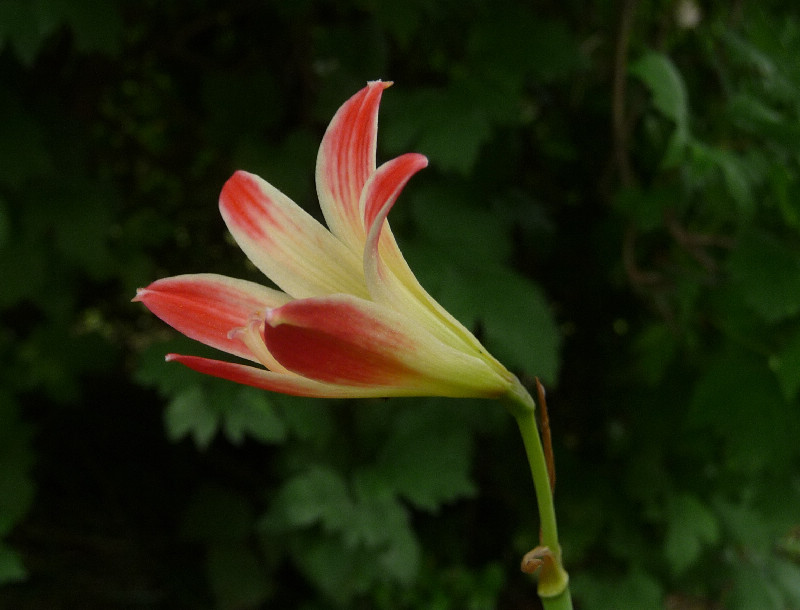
[{"left": 134, "top": 81, "right": 522, "bottom": 400}]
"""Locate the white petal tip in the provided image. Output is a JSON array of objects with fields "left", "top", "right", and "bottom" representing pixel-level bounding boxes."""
[
  {"left": 367, "top": 79, "right": 392, "bottom": 89},
  {"left": 264, "top": 308, "right": 280, "bottom": 327}
]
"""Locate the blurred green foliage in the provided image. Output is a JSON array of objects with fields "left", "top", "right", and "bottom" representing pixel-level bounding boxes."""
[{"left": 1, "top": 0, "right": 800, "bottom": 608}]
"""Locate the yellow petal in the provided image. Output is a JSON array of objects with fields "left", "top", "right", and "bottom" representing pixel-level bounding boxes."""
[{"left": 220, "top": 171, "right": 369, "bottom": 299}]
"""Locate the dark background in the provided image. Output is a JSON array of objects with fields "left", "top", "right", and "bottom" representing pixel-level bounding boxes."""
[{"left": 2, "top": 1, "right": 800, "bottom": 608}]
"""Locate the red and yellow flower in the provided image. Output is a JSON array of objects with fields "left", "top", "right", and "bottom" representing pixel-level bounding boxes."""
[{"left": 135, "top": 81, "right": 522, "bottom": 400}]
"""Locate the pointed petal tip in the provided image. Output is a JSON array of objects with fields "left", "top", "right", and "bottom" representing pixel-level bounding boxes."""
[
  {"left": 132, "top": 285, "right": 158, "bottom": 303},
  {"left": 368, "top": 79, "right": 393, "bottom": 90},
  {"left": 362, "top": 152, "right": 430, "bottom": 233},
  {"left": 219, "top": 170, "right": 255, "bottom": 212},
  {"left": 228, "top": 169, "right": 255, "bottom": 183},
  {"left": 404, "top": 152, "right": 429, "bottom": 171}
]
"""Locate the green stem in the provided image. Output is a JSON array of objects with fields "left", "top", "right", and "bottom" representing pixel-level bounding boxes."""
[{"left": 506, "top": 383, "right": 573, "bottom": 610}]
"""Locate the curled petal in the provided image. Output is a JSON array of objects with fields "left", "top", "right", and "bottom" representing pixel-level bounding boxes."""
[
  {"left": 316, "top": 80, "right": 391, "bottom": 251},
  {"left": 361, "top": 152, "right": 428, "bottom": 236},
  {"left": 134, "top": 274, "right": 289, "bottom": 362},
  {"left": 362, "top": 156, "right": 503, "bottom": 368},
  {"left": 167, "top": 354, "right": 444, "bottom": 399},
  {"left": 220, "top": 171, "right": 369, "bottom": 299},
  {"left": 263, "top": 295, "right": 512, "bottom": 397},
  {"left": 227, "top": 316, "right": 292, "bottom": 374}
]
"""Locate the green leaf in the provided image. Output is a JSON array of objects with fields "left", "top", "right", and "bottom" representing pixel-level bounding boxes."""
[
  {"left": 0, "top": 0, "right": 57, "bottom": 65},
  {"left": 0, "top": 545, "right": 26, "bottom": 585},
  {"left": 286, "top": 506, "right": 420, "bottom": 604},
  {"left": 725, "top": 562, "right": 785, "bottom": 610},
  {"left": 690, "top": 348, "right": 799, "bottom": 471},
  {"left": 410, "top": 182, "right": 513, "bottom": 265},
  {"left": 288, "top": 532, "right": 373, "bottom": 605},
  {"left": 664, "top": 494, "right": 719, "bottom": 574},
  {"left": 378, "top": 526, "right": 422, "bottom": 586},
  {"left": 771, "top": 557, "right": 800, "bottom": 608},
  {"left": 778, "top": 525, "right": 800, "bottom": 560},
  {"left": 382, "top": 87, "right": 493, "bottom": 175},
  {"left": 0, "top": 466, "right": 35, "bottom": 538},
  {"left": 221, "top": 388, "right": 287, "bottom": 445},
  {"left": 0, "top": 393, "right": 35, "bottom": 537},
  {"left": 572, "top": 567, "right": 663, "bottom": 610},
  {"left": 51, "top": 0, "right": 123, "bottom": 55},
  {"left": 0, "top": 0, "right": 121, "bottom": 63},
  {"left": 728, "top": 93, "right": 800, "bottom": 144},
  {"left": 373, "top": 407, "right": 476, "bottom": 512},
  {"left": 716, "top": 151, "right": 755, "bottom": 213},
  {"left": 728, "top": 229, "right": 800, "bottom": 323},
  {"left": 267, "top": 466, "right": 422, "bottom": 600},
  {"left": 630, "top": 51, "right": 690, "bottom": 167},
  {"left": 614, "top": 186, "right": 676, "bottom": 232},
  {"left": 163, "top": 385, "right": 219, "bottom": 449},
  {"left": 633, "top": 323, "right": 679, "bottom": 385},
  {"left": 661, "top": 126, "right": 689, "bottom": 168},
  {"left": 769, "top": 324, "right": 800, "bottom": 401},
  {"left": 346, "top": 475, "right": 407, "bottom": 545},
  {"left": 438, "top": 267, "right": 560, "bottom": 383},
  {"left": 346, "top": 476, "right": 421, "bottom": 584},
  {"left": 264, "top": 466, "right": 353, "bottom": 532},
  {"left": 374, "top": 518, "right": 420, "bottom": 586},
  {"left": 133, "top": 336, "right": 211, "bottom": 395},
  {"left": 689, "top": 142, "right": 755, "bottom": 214},
  {"left": 714, "top": 499, "right": 773, "bottom": 556},
  {"left": 272, "top": 395, "right": 335, "bottom": 447},
  {"left": 630, "top": 51, "right": 689, "bottom": 127}
]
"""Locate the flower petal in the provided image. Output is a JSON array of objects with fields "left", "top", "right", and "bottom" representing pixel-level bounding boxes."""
[
  {"left": 166, "top": 354, "right": 440, "bottom": 399},
  {"left": 362, "top": 155, "right": 503, "bottom": 369},
  {"left": 219, "top": 170, "right": 368, "bottom": 299},
  {"left": 316, "top": 80, "right": 391, "bottom": 251},
  {"left": 263, "top": 294, "right": 512, "bottom": 397},
  {"left": 134, "top": 273, "right": 289, "bottom": 361}
]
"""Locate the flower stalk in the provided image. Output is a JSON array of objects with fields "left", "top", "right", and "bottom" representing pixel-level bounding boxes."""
[{"left": 505, "top": 382, "right": 573, "bottom": 610}]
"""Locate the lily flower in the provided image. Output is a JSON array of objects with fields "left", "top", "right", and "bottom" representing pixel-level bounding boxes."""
[{"left": 134, "top": 81, "right": 524, "bottom": 401}]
